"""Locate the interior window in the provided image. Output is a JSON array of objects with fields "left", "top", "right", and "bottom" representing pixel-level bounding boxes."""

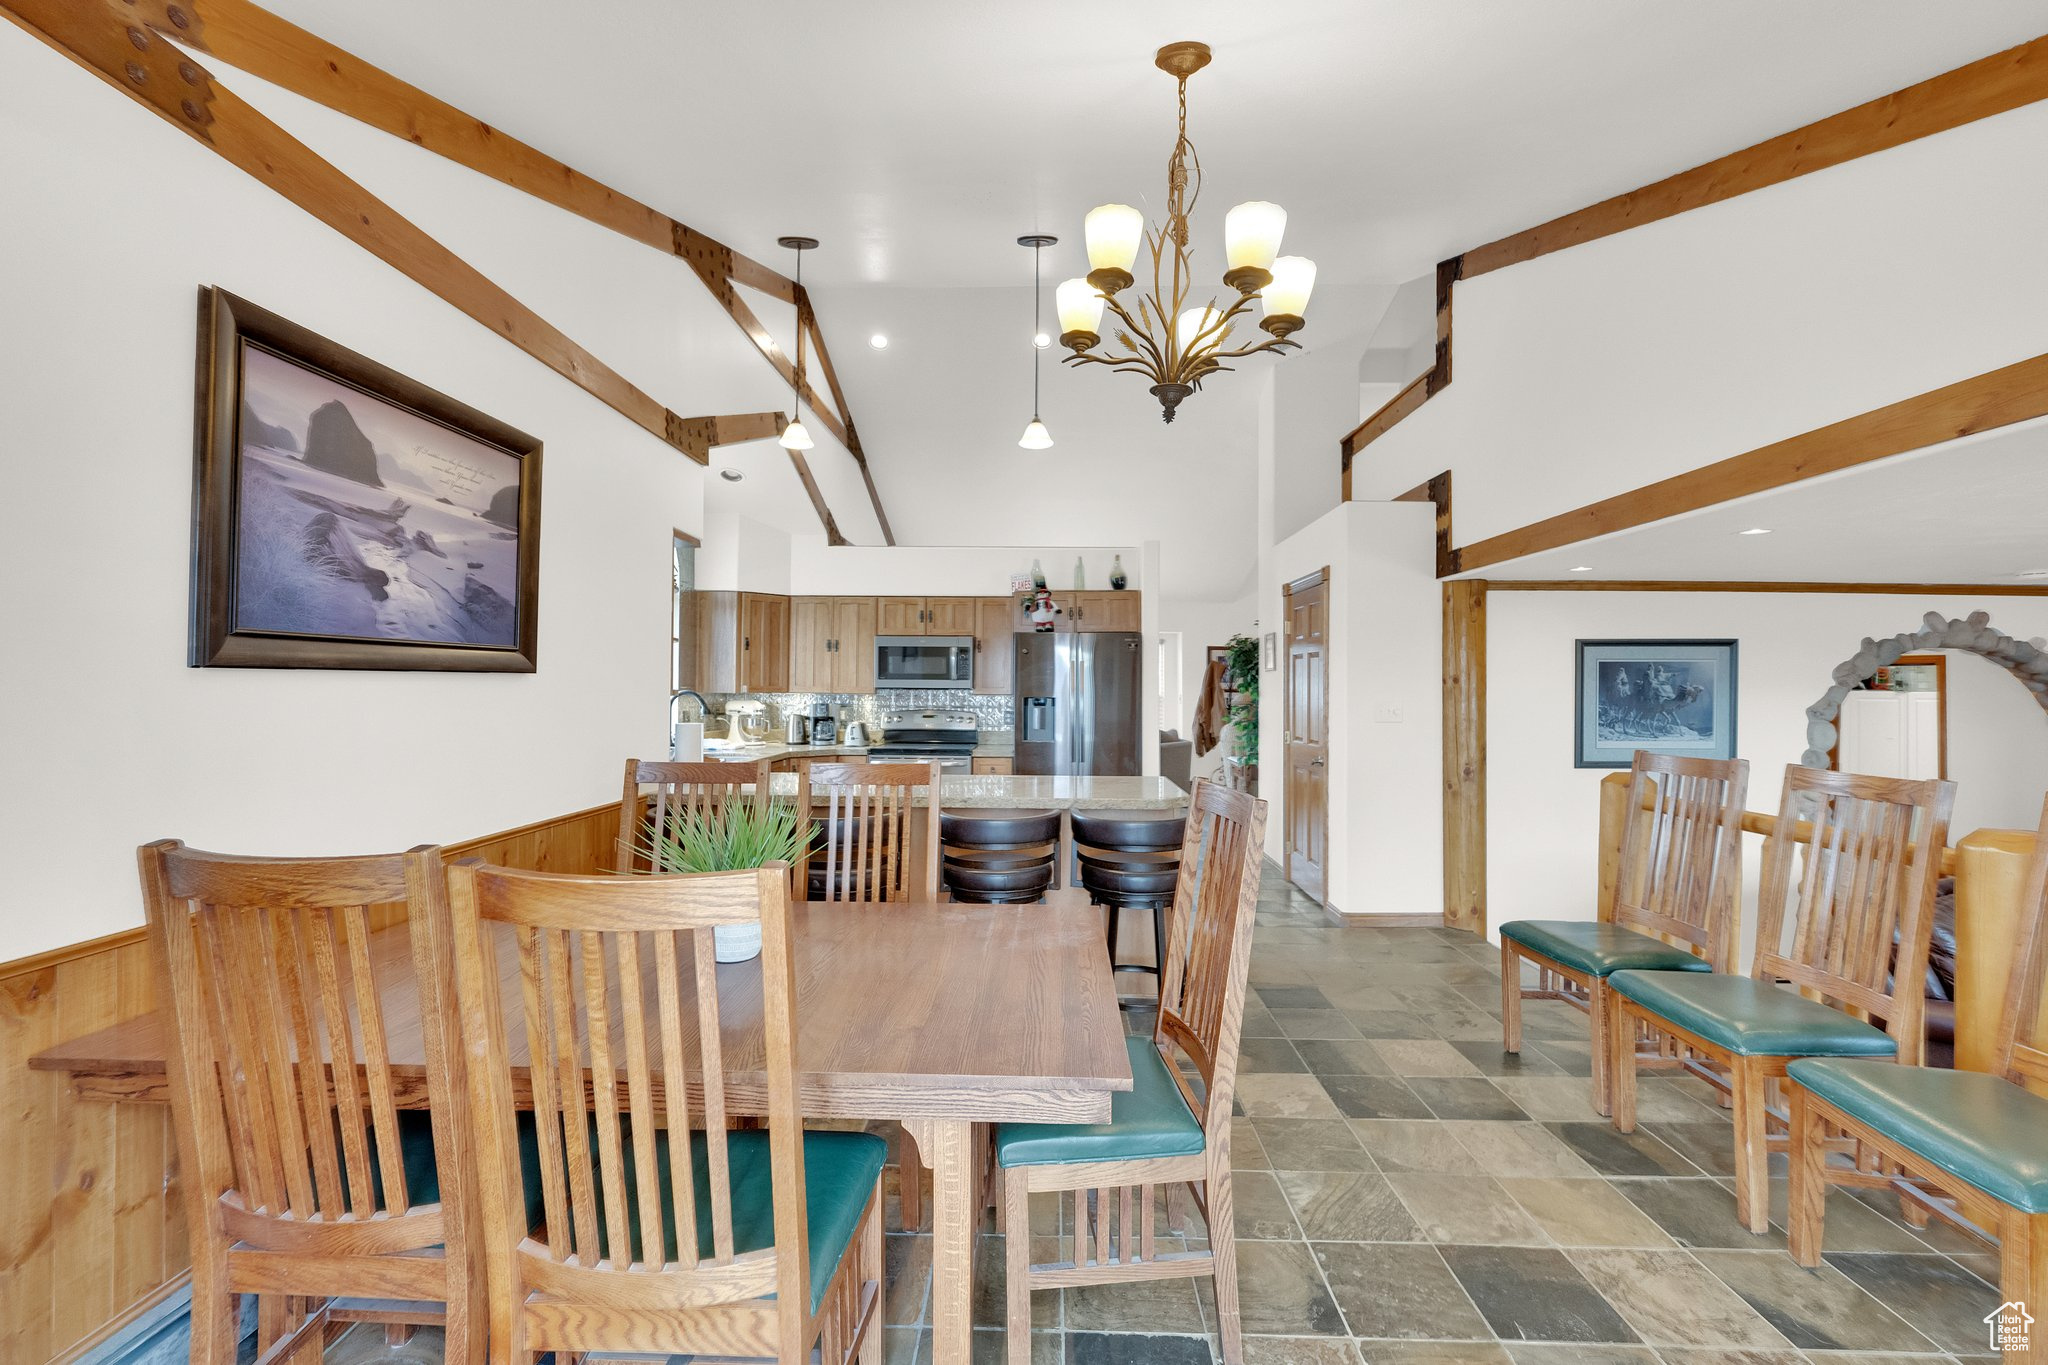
[{"left": 671, "top": 532, "right": 698, "bottom": 690}]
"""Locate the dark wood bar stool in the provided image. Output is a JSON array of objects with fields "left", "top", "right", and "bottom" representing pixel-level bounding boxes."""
[
  {"left": 939, "top": 809, "right": 1060, "bottom": 903},
  {"left": 1071, "top": 807, "right": 1188, "bottom": 1008}
]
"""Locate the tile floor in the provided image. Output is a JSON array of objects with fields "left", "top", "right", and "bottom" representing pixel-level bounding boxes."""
[{"left": 335, "top": 868, "right": 2005, "bottom": 1364}]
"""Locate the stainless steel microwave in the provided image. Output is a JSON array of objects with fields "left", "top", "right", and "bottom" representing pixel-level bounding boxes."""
[{"left": 874, "top": 636, "right": 974, "bottom": 691}]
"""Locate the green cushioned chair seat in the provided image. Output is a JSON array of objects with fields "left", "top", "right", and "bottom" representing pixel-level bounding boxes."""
[
  {"left": 1500, "top": 920, "right": 1713, "bottom": 978},
  {"left": 598, "top": 1127, "right": 886, "bottom": 1313},
  {"left": 995, "top": 1035, "right": 1203, "bottom": 1169},
  {"left": 354, "top": 1109, "right": 547, "bottom": 1234},
  {"left": 1609, "top": 971, "right": 1897, "bottom": 1059},
  {"left": 1788, "top": 1058, "right": 2048, "bottom": 1213}
]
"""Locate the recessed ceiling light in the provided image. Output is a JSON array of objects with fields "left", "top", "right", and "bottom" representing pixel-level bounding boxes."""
[
  {"left": 1569, "top": 565, "right": 1594, "bottom": 573},
  {"left": 2018, "top": 569, "right": 2048, "bottom": 580},
  {"left": 719, "top": 468, "right": 743, "bottom": 482},
  {"left": 1033, "top": 331, "right": 1052, "bottom": 349},
  {"left": 1736, "top": 527, "right": 1773, "bottom": 536},
  {"left": 868, "top": 333, "right": 889, "bottom": 350}
]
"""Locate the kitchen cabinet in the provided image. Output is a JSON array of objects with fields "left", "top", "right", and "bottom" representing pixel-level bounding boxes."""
[
  {"left": 690, "top": 590, "right": 739, "bottom": 693},
  {"left": 792, "top": 597, "right": 876, "bottom": 693},
  {"left": 973, "top": 595, "right": 1020, "bottom": 696},
  {"left": 971, "top": 756, "right": 1013, "bottom": 775},
  {"left": 878, "top": 597, "right": 976, "bottom": 635},
  {"left": 1069, "top": 591, "right": 1141, "bottom": 631},
  {"left": 738, "top": 592, "right": 790, "bottom": 693}
]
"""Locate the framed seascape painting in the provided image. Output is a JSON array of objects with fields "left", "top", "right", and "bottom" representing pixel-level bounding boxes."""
[
  {"left": 191, "top": 288, "right": 542, "bottom": 671},
  {"left": 1574, "top": 639, "right": 1738, "bottom": 768}
]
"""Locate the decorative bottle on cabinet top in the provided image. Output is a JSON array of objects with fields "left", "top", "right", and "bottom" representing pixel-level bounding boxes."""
[
  {"left": 1074, "top": 556, "right": 1086, "bottom": 589},
  {"left": 1109, "top": 554, "right": 1127, "bottom": 590}
]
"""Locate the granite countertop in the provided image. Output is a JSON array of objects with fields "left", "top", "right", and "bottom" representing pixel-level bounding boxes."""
[
  {"left": 702, "top": 733, "right": 1015, "bottom": 762},
  {"left": 763, "top": 773, "right": 1186, "bottom": 810}
]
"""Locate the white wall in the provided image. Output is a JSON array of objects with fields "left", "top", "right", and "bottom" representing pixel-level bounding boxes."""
[
  {"left": 0, "top": 30, "right": 722, "bottom": 960},
  {"left": 1261, "top": 502, "right": 1443, "bottom": 917},
  {"left": 1485, "top": 590, "right": 2048, "bottom": 953},
  {"left": 1355, "top": 100, "right": 2048, "bottom": 545}
]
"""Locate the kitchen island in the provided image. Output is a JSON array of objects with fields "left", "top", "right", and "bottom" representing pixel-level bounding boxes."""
[{"left": 768, "top": 771, "right": 1185, "bottom": 809}]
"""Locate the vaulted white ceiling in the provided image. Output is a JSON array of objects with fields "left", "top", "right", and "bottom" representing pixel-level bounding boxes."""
[{"left": 248, "top": 2, "right": 2048, "bottom": 589}]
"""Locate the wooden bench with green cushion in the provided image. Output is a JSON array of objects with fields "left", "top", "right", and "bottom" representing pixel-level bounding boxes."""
[
  {"left": 1608, "top": 765, "right": 1953, "bottom": 1236},
  {"left": 1500, "top": 752, "right": 1749, "bottom": 1118},
  {"left": 1787, "top": 793, "right": 2048, "bottom": 1331},
  {"left": 994, "top": 779, "right": 1267, "bottom": 1365}
]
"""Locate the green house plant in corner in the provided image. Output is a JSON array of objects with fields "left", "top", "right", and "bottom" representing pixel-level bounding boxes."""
[
  {"left": 1223, "top": 632, "right": 1260, "bottom": 786},
  {"left": 637, "top": 798, "right": 804, "bottom": 963}
]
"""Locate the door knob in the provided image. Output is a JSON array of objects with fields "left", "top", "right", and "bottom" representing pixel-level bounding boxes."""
[{"left": 1310, "top": 757, "right": 1325, "bottom": 767}]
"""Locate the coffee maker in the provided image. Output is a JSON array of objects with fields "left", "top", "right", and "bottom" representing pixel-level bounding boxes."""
[{"left": 810, "top": 700, "right": 837, "bottom": 746}]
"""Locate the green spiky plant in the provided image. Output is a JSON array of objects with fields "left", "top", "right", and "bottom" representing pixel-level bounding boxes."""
[
  {"left": 637, "top": 798, "right": 805, "bottom": 875},
  {"left": 1223, "top": 632, "right": 1260, "bottom": 765}
]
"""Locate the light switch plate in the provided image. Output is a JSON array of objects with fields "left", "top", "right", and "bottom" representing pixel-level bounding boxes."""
[{"left": 1373, "top": 705, "right": 1403, "bottom": 724}]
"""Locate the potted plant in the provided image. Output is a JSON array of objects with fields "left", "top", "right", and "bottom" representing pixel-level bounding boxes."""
[{"left": 637, "top": 799, "right": 805, "bottom": 962}]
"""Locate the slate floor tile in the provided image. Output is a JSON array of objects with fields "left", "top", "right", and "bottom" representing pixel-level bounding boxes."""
[
  {"left": 1504, "top": 1346, "right": 1658, "bottom": 1364},
  {"left": 1296, "top": 1039, "right": 1393, "bottom": 1076},
  {"left": 1348, "top": 1120, "right": 1483, "bottom": 1174},
  {"left": 1314, "top": 1242, "right": 1492, "bottom": 1341},
  {"left": 1223, "top": 1239, "right": 1349, "bottom": 1336},
  {"left": 1439, "top": 1243, "right": 1641, "bottom": 1343},
  {"left": 1241, "top": 1338, "right": 1361, "bottom": 1365},
  {"left": 1321, "top": 1074, "right": 1434, "bottom": 1120},
  {"left": 1568, "top": 1247, "right": 1794, "bottom": 1350},
  {"left": 1371, "top": 1040, "right": 1486, "bottom": 1078},
  {"left": 1498, "top": 1176, "right": 1674, "bottom": 1248},
  {"left": 1252, "top": 1117, "right": 1380, "bottom": 1172},
  {"left": 1691, "top": 1248, "right": 1938, "bottom": 1354},
  {"left": 1450, "top": 1040, "right": 1564, "bottom": 1077},
  {"left": 1610, "top": 1176, "right": 1774, "bottom": 1249},
  {"left": 1386, "top": 1173, "right": 1551, "bottom": 1246},
  {"left": 1277, "top": 1169, "right": 1425, "bottom": 1242},
  {"left": 1237, "top": 1072, "right": 1344, "bottom": 1119},
  {"left": 1543, "top": 1121, "right": 1703, "bottom": 1177},
  {"left": 1239, "top": 1035, "right": 1312, "bottom": 1074},
  {"left": 1409, "top": 1077, "right": 1530, "bottom": 1121},
  {"left": 1063, "top": 1270, "right": 1200, "bottom": 1333},
  {"left": 1823, "top": 1251, "right": 2009, "bottom": 1357},
  {"left": 1760, "top": 1178, "right": 1934, "bottom": 1254},
  {"left": 1259, "top": 985, "right": 1335, "bottom": 1010},
  {"left": 1062, "top": 1333, "right": 1211, "bottom": 1365},
  {"left": 1274, "top": 1009, "right": 1367, "bottom": 1040},
  {"left": 1356, "top": 1343, "right": 1511, "bottom": 1364},
  {"left": 1233, "top": 1169, "right": 1307, "bottom": 1240},
  {"left": 1443, "top": 1121, "right": 1598, "bottom": 1178}
]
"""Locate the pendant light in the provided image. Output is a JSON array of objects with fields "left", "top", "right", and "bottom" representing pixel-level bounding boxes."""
[
  {"left": 776, "top": 235, "right": 818, "bottom": 451},
  {"left": 1017, "top": 234, "right": 1056, "bottom": 449}
]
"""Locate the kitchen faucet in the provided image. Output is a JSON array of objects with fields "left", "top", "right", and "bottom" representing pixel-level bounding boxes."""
[{"left": 669, "top": 689, "right": 711, "bottom": 759}]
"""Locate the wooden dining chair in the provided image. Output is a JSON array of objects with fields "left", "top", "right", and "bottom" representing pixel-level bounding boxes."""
[
  {"left": 139, "top": 840, "right": 482, "bottom": 1365},
  {"left": 798, "top": 761, "right": 942, "bottom": 904},
  {"left": 1608, "top": 765, "right": 1955, "bottom": 1233},
  {"left": 1500, "top": 752, "right": 1749, "bottom": 1115},
  {"left": 798, "top": 760, "right": 942, "bottom": 1229},
  {"left": 439, "top": 858, "right": 887, "bottom": 1365},
  {"left": 1788, "top": 793, "right": 2048, "bottom": 1335},
  {"left": 615, "top": 758, "right": 773, "bottom": 874},
  {"left": 994, "top": 780, "right": 1268, "bottom": 1365}
]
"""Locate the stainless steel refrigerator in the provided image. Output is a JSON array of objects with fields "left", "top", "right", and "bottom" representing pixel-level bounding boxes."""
[{"left": 1013, "top": 632, "right": 1143, "bottom": 776}]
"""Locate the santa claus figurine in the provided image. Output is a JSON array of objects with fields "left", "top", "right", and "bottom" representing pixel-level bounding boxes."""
[{"left": 1026, "top": 587, "right": 1062, "bottom": 632}]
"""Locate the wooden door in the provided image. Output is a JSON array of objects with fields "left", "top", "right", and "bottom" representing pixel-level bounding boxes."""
[
  {"left": 740, "top": 593, "right": 790, "bottom": 693},
  {"left": 925, "top": 598, "right": 976, "bottom": 634},
  {"left": 973, "top": 596, "right": 1018, "bottom": 695},
  {"left": 1283, "top": 569, "right": 1329, "bottom": 904},
  {"left": 831, "top": 597, "right": 877, "bottom": 693},
  {"left": 877, "top": 597, "right": 926, "bottom": 634},
  {"left": 789, "top": 597, "right": 833, "bottom": 693}
]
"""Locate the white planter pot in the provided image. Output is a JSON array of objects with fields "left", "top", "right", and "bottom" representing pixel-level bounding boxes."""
[{"left": 713, "top": 923, "right": 762, "bottom": 964}]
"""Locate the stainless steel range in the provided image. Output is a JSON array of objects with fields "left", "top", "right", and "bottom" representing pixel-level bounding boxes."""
[{"left": 869, "top": 709, "right": 978, "bottom": 775}]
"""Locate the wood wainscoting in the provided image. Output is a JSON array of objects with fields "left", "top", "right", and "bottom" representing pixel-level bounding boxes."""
[{"left": 0, "top": 800, "right": 623, "bottom": 1363}]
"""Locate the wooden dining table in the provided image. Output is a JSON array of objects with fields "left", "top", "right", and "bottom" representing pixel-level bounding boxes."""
[{"left": 32, "top": 899, "right": 1132, "bottom": 1365}]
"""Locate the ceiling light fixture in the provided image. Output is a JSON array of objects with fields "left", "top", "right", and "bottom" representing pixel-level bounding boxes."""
[
  {"left": 1034, "top": 332, "right": 1052, "bottom": 350},
  {"left": 719, "top": 468, "right": 744, "bottom": 482},
  {"left": 868, "top": 333, "right": 889, "bottom": 350},
  {"left": 1058, "top": 42, "right": 1315, "bottom": 423},
  {"left": 1569, "top": 565, "right": 1594, "bottom": 573},
  {"left": 1736, "top": 527, "right": 1773, "bottom": 536},
  {"left": 1018, "top": 234, "right": 1057, "bottom": 449},
  {"left": 776, "top": 235, "right": 818, "bottom": 451}
]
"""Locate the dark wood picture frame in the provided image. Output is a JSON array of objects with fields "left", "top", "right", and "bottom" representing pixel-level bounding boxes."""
[{"left": 191, "top": 288, "right": 542, "bottom": 671}]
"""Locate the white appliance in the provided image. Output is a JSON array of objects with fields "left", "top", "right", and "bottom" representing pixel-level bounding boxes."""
[
  {"left": 875, "top": 636, "right": 974, "bottom": 691},
  {"left": 869, "top": 709, "right": 979, "bottom": 775}
]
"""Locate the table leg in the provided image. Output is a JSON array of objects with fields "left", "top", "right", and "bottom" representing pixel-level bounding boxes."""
[{"left": 904, "top": 1117, "right": 975, "bottom": 1365}]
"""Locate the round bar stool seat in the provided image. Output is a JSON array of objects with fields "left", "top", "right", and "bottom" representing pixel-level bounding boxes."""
[
  {"left": 941, "top": 808, "right": 1059, "bottom": 904},
  {"left": 1071, "top": 809, "right": 1187, "bottom": 1009}
]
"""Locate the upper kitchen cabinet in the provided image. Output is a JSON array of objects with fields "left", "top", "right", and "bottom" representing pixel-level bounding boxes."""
[
  {"left": 791, "top": 597, "right": 877, "bottom": 693},
  {"left": 878, "top": 597, "right": 976, "bottom": 635},
  {"left": 1069, "top": 591, "right": 1142, "bottom": 631},
  {"left": 695, "top": 590, "right": 790, "bottom": 693},
  {"left": 973, "top": 596, "right": 1020, "bottom": 696}
]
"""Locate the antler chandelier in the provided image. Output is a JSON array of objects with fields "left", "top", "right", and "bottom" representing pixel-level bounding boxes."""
[{"left": 1056, "top": 41, "right": 1317, "bottom": 423}]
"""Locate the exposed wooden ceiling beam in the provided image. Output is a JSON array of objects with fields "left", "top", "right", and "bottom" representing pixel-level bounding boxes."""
[
  {"left": 1463, "top": 35, "right": 2048, "bottom": 278},
  {"left": 160, "top": 0, "right": 896, "bottom": 544},
  {"left": 3, "top": 0, "right": 739, "bottom": 464},
  {"left": 1454, "top": 351, "right": 2048, "bottom": 574}
]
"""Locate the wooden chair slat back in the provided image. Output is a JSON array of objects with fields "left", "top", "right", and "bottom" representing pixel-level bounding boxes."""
[
  {"left": 1154, "top": 781, "right": 1268, "bottom": 1135},
  {"left": 616, "top": 759, "right": 771, "bottom": 874},
  {"left": 139, "top": 841, "right": 440, "bottom": 1233},
  {"left": 1613, "top": 753, "right": 1749, "bottom": 970},
  {"left": 799, "top": 762, "right": 940, "bottom": 903},
  {"left": 444, "top": 860, "right": 808, "bottom": 1316},
  {"left": 1992, "top": 794, "right": 2048, "bottom": 1094},
  {"left": 1754, "top": 766, "right": 1954, "bottom": 1052}
]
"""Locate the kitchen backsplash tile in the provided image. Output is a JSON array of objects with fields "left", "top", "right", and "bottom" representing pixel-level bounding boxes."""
[{"left": 701, "top": 691, "right": 1014, "bottom": 732}]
